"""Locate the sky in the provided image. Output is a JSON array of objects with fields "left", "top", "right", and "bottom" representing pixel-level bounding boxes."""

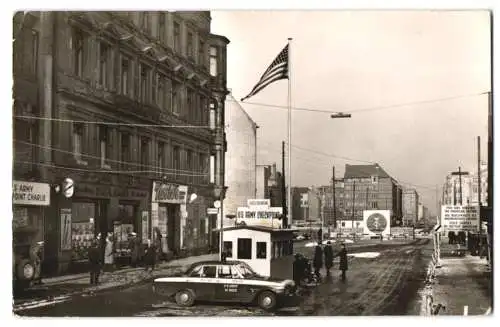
[{"left": 210, "top": 10, "right": 491, "bottom": 215}]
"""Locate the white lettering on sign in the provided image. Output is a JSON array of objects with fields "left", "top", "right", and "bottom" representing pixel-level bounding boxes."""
[
  {"left": 440, "top": 205, "right": 480, "bottom": 233},
  {"left": 12, "top": 181, "right": 50, "bottom": 206},
  {"left": 247, "top": 199, "right": 271, "bottom": 209}
]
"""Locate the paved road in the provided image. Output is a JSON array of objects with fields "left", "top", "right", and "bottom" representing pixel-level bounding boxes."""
[{"left": 16, "top": 238, "right": 431, "bottom": 317}]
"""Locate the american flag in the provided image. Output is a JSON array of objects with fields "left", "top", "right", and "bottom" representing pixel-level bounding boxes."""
[{"left": 241, "top": 44, "right": 289, "bottom": 101}]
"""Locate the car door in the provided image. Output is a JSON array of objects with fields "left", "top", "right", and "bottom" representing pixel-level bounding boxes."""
[
  {"left": 190, "top": 264, "right": 217, "bottom": 301},
  {"left": 214, "top": 264, "right": 245, "bottom": 302}
]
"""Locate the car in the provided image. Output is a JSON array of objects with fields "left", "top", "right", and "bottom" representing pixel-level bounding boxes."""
[{"left": 152, "top": 260, "right": 295, "bottom": 311}]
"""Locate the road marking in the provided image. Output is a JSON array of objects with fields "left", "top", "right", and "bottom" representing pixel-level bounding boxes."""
[{"left": 13, "top": 295, "right": 71, "bottom": 312}]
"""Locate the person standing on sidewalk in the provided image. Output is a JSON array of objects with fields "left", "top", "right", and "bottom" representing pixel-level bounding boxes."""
[
  {"left": 144, "top": 239, "right": 157, "bottom": 273},
  {"left": 313, "top": 244, "right": 323, "bottom": 279},
  {"left": 103, "top": 233, "right": 115, "bottom": 273},
  {"left": 88, "top": 239, "right": 102, "bottom": 285},
  {"left": 324, "top": 241, "right": 334, "bottom": 276},
  {"left": 336, "top": 243, "right": 348, "bottom": 282},
  {"left": 128, "top": 232, "right": 140, "bottom": 268},
  {"left": 154, "top": 227, "right": 163, "bottom": 263}
]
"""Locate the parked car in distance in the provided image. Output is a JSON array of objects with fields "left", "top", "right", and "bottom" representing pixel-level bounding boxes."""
[{"left": 153, "top": 260, "right": 295, "bottom": 311}]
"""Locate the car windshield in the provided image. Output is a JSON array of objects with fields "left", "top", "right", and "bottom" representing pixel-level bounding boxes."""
[{"left": 237, "top": 263, "right": 258, "bottom": 278}]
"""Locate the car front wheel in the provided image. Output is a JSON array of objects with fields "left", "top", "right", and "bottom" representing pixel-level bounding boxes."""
[
  {"left": 175, "top": 289, "right": 195, "bottom": 307},
  {"left": 258, "top": 291, "right": 277, "bottom": 311}
]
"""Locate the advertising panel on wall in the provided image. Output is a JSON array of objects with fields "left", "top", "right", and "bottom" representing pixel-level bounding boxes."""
[
  {"left": 60, "top": 208, "right": 72, "bottom": 250},
  {"left": 440, "top": 205, "right": 480, "bottom": 233},
  {"left": 151, "top": 182, "right": 188, "bottom": 204},
  {"left": 363, "top": 210, "right": 391, "bottom": 236}
]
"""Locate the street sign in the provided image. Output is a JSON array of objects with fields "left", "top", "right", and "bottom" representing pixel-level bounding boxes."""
[{"left": 207, "top": 208, "right": 219, "bottom": 215}]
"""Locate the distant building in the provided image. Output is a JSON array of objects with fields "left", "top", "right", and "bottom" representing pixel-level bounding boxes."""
[
  {"left": 343, "top": 163, "right": 403, "bottom": 226},
  {"left": 307, "top": 186, "right": 322, "bottom": 222},
  {"left": 224, "top": 93, "right": 258, "bottom": 218},
  {"left": 402, "top": 188, "right": 419, "bottom": 226},
  {"left": 442, "top": 170, "right": 474, "bottom": 206},
  {"left": 317, "top": 180, "right": 345, "bottom": 227},
  {"left": 256, "top": 165, "right": 271, "bottom": 199},
  {"left": 471, "top": 161, "right": 488, "bottom": 206}
]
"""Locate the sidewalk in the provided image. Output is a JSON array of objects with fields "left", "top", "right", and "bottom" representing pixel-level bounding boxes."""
[
  {"left": 15, "top": 253, "right": 218, "bottom": 305},
  {"left": 432, "top": 255, "right": 492, "bottom": 315}
]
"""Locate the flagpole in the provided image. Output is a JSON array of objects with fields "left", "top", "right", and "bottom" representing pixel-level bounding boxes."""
[{"left": 287, "top": 37, "right": 293, "bottom": 228}]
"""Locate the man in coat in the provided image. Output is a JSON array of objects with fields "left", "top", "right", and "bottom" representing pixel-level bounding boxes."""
[
  {"left": 128, "top": 232, "right": 140, "bottom": 267},
  {"left": 292, "top": 253, "right": 305, "bottom": 288},
  {"left": 324, "top": 241, "right": 334, "bottom": 276},
  {"left": 336, "top": 243, "right": 348, "bottom": 282},
  {"left": 88, "top": 239, "right": 102, "bottom": 285},
  {"left": 313, "top": 244, "right": 323, "bottom": 279}
]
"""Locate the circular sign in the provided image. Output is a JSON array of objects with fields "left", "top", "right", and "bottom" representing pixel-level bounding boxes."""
[
  {"left": 214, "top": 200, "right": 221, "bottom": 209},
  {"left": 366, "top": 213, "right": 388, "bottom": 233},
  {"left": 62, "top": 178, "right": 74, "bottom": 198}
]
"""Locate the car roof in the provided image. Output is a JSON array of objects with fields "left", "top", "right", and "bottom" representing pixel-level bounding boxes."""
[{"left": 189, "top": 260, "right": 246, "bottom": 266}]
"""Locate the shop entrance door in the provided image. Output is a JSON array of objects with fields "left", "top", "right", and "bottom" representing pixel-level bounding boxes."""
[{"left": 167, "top": 204, "right": 180, "bottom": 254}]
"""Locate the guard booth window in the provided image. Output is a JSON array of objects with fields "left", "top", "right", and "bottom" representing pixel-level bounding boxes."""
[
  {"left": 256, "top": 242, "right": 267, "bottom": 259},
  {"left": 237, "top": 238, "right": 252, "bottom": 259},
  {"left": 223, "top": 241, "right": 233, "bottom": 258}
]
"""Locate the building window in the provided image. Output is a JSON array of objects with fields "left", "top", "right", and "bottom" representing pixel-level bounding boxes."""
[
  {"left": 73, "top": 28, "right": 86, "bottom": 77},
  {"left": 120, "top": 132, "right": 130, "bottom": 169},
  {"left": 209, "top": 100, "right": 216, "bottom": 130},
  {"left": 256, "top": 242, "right": 267, "bottom": 259},
  {"left": 198, "top": 39, "right": 205, "bottom": 67},
  {"left": 172, "top": 81, "right": 180, "bottom": 115},
  {"left": 72, "top": 123, "right": 84, "bottom": 162},
  {"left": 209, "top": 154, "right": 215, "bottom": 184},
  {"left": 139, "top": 64, "right": 151, "bottom": 103},
  {"left": 173, "top": 145, "right": 180, "bottom": 177},
  {"left": 209, "top": 46, "right": 218, "bottom": 77},
  {"left": 201, "top": 154, "right": 209, "bottom": 184},
  {"left": 99, "top": 42, "right": 109, "bottom": 87},
  {"left": 237, "top": 238, "right": 252, "bottom": 260},
  {"left": 156, "top": 74, "right": 165, "bottom": 109},
  {"left": 140, "top": 12, "right": 150, "bottom": 32},
  {"left": 187, "top": 88, "right": 194, "bottom": 119},
  {"left": 158, "top": 141, "right": 165, "bottom": 171},
  {"left": 140, "top": 137, "right": 149, "bottom": 171},
  {"left": 187, "top": 31, "right": 194, "bottom": 60},
  {"left": 121, "top": 57, "right": 130, "bottom": 96},
  {"left": 223, "top": 241, "right": 233, "bottom": 258},
  {"left": 31, "top": 30, "right": 38, "bottom": 75},
  {"left": 99, "top": 125, "right": 111, "bottom": 168},
  {"left": 158, "top": 13, "right": 166, "bottom": 43},
  {"left": 173, "top": 21, "right": 180, "bottom": 53}
]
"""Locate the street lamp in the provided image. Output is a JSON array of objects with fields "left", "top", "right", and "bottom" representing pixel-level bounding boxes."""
[
  {"left": 330, "top": 113, "right": 352, "bottom": 119},
  {"left": 213, "top": 185, "right": 227, "bottom": 261}
]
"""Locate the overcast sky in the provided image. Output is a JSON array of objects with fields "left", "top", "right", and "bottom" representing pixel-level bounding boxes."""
[{"left": 211, "top": 10, "right": 490, "bottom": 215}]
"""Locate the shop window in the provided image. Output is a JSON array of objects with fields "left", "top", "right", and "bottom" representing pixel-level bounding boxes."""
[
  {"left": 71, "top": 202, "right": 96, "bottom": 262},
  {"left": 223, "top": 241, "right": 233, "bottom": 258},
  {"left": 256, "top": 242, "right": 267, "bottom": 259},
  {"left": 237, "top": 238, "right": 252, "bottom": 259}
]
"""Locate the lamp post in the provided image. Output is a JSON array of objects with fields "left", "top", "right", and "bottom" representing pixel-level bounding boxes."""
[{"left": 213, "top": 185, "right": 227, "bottom": 261}]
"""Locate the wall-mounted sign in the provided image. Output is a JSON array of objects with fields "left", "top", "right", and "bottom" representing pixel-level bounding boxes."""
[
  {"left": 363, "top": 210, "right": 391, "bottom": 236},
  {"left": 151, "top": 182, "right": 188, "bottom": 204},
  {"left": 13, "top": 181, "right": 50, "bottom": 206},
  {"left": 60, "top": 208, "right": 72, "bottom": 250},
  {"left": 62, "top": 178, "right": 74, "bottom": 198},
  {"left": 247, "top": 199, "right": 270, "bottom": 210},
  {"left": 207, "top": 208, "right": 219, "bottom": 215},
  {"left": 141, "top": 211, "right": 149, "bottom": 242}
]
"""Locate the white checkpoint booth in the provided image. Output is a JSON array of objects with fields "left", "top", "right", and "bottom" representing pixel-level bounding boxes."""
[{"left": 217, "top": 225, "right": 297, "bottom": 280}]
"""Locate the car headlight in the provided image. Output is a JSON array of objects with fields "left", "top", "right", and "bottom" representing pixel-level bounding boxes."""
[{"left": 23, "top": 263, "right": 34, "bottom": 279}]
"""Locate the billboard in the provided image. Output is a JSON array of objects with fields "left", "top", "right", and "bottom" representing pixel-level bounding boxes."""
[
  {"left": 440, "top": 205, "right": 480, "bottom": 233},
  {"left": 363, "top": 210, "right": 391, "bottom": 236}
]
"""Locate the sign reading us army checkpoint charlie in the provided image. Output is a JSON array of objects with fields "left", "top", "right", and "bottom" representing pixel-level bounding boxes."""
[{"left": 440, "top": 205, "right": 480, "bottom": 233}]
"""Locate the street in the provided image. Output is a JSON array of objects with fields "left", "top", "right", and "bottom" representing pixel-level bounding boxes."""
[{"left": 15, "top": 239, "right": 431, "bottom": 317}]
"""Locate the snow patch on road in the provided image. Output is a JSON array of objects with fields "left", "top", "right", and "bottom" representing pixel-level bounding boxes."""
[{"left": 348, "top": 252, "right": 381, "bottom": 258}]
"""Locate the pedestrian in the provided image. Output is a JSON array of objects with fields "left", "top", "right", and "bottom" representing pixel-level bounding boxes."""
[
  {"left": 154, "top": 227, "right": 163, "bottom": 263},
  {"left": 324, "top": 241, "right": 334, "bottom": 276},
  {"left": 103, "top": 234, "right": 115, "bottom": 273},
  {"left": 29, "top": 241, "right": 44, "bottom": 285},
  {"left": 292, "top": 253, "right": 305, "bottom": 288},
  {"left": 336, "top": 243, "right": 348, "bottom": 282},
  {"left": 88, "top": 239, "right": 102, "bottom": 285},
  {"left": 144, "top": 239, "right": 156, "bottom": 272},
  {"left": 128, "top": 232, "right": 140, "bottom": 267},
  {"left": 313, "top": 244, "right": 323, "bottom": 279}
]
